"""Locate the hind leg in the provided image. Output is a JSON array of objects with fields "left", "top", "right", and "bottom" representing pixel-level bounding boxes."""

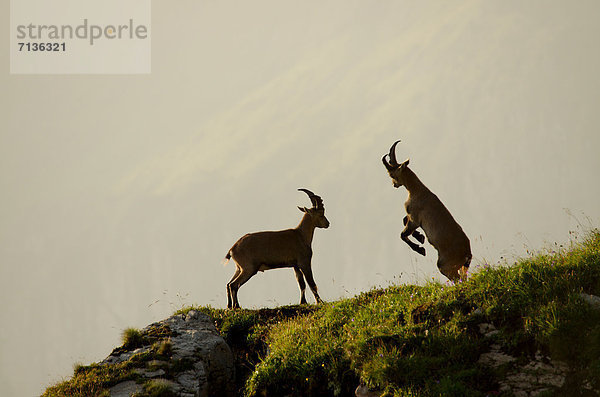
[
  {"left": 226, "top": 267, "right": 241, "bottom": 309},
  {"left": 458, "top": 266, "right": 469, "bottom": 282},
  {"left": 437, "top": 256, "right": 467, "bottom": 283},
  {"left": 229, "top": 268, "right": 258, "bottom": 309},
  {"left": 458, "top": 256, "right": 471, "bottom": 281},
  {"left": 438, "top": 263, "right": 460, "bottom": 282}
]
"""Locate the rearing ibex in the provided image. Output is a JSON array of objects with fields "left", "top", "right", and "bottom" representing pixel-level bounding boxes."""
[
  {"left": 382, "top": 140, "right": 472, "bottom": 281},
  {"left": 223, "top": 189, "right": 329, "bottom": 309}
]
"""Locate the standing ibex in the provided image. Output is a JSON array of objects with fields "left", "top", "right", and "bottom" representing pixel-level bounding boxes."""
[
  {"left": 382, "top": 140, "right": 472, "bottom": 281},
  {"left": 223, "top": 189, "right": 329, "bottom": 309}
]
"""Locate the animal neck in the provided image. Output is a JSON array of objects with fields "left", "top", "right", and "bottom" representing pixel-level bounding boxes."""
[
  {"left": 296, "top": 213, "right": 316, "bottom": 245},
  {"left": 402, "top": 167, "right": 429, "bottom": 194}
]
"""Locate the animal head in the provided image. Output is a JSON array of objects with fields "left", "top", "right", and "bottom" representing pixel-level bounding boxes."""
[
  {"left": 298, "top": 188, "right": 330, "bottom": 229},
  {"left": 382, "top": 140, "right": 411, "bottom": 188}
]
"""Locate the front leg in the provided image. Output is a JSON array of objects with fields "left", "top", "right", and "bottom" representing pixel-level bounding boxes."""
[
  {"left": 401, "top": 219, "right": 426, "bottom": 256},
  {"left": 300, "top": 264, "right": 323, "bottom": 304},
  {"left": 294, "top": 267, "right": 307, "bottom": 304},
  {"left": 413, "top": 230, "right": 425, "bottom": 244},
  {"left": 403, "top": 216, "right": 425, "bottom": 244}
]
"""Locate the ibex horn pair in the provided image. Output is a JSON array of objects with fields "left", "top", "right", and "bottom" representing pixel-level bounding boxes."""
[
  {"left": 298, "top": 188, "right": 324, "bottom": 210},
  {"left": 382, "top": 139, "right": 401, "bottom": 170}
]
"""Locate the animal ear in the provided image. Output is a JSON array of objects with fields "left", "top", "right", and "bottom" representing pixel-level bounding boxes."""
[
  {"left": 401, "top": 158, "right": 410, "bottom": 168},
  {"left": 298, "top": 206, "right": 307, "bottom": 213}
]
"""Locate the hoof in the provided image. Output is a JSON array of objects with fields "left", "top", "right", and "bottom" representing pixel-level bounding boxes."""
[{"left": 414, "top": 232, "right": 425, "bottom": 244}]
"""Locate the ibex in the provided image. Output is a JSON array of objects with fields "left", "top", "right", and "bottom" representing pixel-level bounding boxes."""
[
  {"left": 223, "top": 189, "right": 330, "bottom": 309},
  {"left": 382, "top": 140, "right": 472, "bottom": 281}
]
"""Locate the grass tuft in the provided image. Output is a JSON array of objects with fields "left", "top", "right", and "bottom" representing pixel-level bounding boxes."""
[
  {"left": 135, "top": 379, "right": 177, "bottom": 397},
  {"left": 122, "top": 327, "right": 146, "bottom": 350}
]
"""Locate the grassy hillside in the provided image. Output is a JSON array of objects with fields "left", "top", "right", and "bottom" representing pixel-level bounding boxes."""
[
  {"left": 191, "top": 229, "right": 600, "bottom": 396},
  {"left": 44, "top": 230, "right": 600, "bottom": 396}
]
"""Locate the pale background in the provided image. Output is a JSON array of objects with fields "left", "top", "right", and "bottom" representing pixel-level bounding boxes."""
[{"left": 2, "top": 1, "right": 600, "bottom": 395}]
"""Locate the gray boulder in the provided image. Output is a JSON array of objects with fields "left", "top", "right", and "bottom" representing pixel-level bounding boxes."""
[{"left": 105, "top": 310, "right": 235, "bottom": 397}]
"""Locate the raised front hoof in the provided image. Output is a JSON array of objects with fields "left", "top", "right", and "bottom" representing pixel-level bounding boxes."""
[
  {"left": 414, "top": 233, "right": 425, "bottom": 244},
  {"left": 415, "top": 246, "right": 426, "bottom": 256}
]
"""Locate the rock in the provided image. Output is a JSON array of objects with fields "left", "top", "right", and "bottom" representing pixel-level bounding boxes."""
[
  {"left": 499, "top": 356, "right": 568, "bottom": 393},
  {"left": 472, "top": 307, "right": 483, "bottom": 316},
  {"left": 134, "top": 368, "right": 166, "bottom": 378},
  {"left": 102, "top": 346, "right": 152, "bottom": 366},
  {"left": 479, "top": 345, "right": 568, "bottom": 396},
  {"left": 101, "top": 310, "right": 235, "bottom": 397},
  {"left": 109, "top": 380, "right": 142, "bottom": 397},
  {"left": 478, "top": 323, "right": 500, "bottom": 338},
  {"left": 355, "top": 383, "right": 380, "bottom": 397},
  {"left": 580, "top": 293, "right": 600, "bottom": 309},
  {"left": 165, "top": 310, "right": 235, "bottom": 397},
  {"left": 477, "top": 344, "right": 516, "bottom": 367}
]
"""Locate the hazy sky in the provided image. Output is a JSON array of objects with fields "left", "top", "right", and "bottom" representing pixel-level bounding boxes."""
[{"left": 2, "top": 1, "right": 600, "bottom": 395}]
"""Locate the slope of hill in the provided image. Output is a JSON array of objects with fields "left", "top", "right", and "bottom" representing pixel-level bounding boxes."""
[{"left": 44, "top": 229, "right": 600, "bottom": 396}]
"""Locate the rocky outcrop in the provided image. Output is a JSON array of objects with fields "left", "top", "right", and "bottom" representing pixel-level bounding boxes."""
[
  {"left": 477, "top": 322, "right": 568, "bottom": 397},
  {"left": 474, "top": 293, "right": 600, "bottom": 397},
  {"left": 104, "top": 310, "right": 235, "bottom": 397},
  {"left": 354, "top": 298, "right": 600, "bottom": 397}
]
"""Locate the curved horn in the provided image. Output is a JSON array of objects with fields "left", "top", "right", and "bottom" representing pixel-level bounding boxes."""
[
  {"left": 382, "top": 154, "right": 393, "bottom": 171},
  {"left": 388, "top": 140, "right": 401, "bottom": 167},
  {"left": 298, "top": 188, "right": 323, "bottom": 209}
]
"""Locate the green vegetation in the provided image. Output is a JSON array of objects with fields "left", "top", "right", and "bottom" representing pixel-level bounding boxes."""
[
  {"left": 122, "top": 327, "right": 145, "bottom": 350},
  {"left": 42, "top": 324, "right": 174, "bottom": 397},
  {"left": 203, "top": 229, "right": 600, "bottom": 396},
  {"left": 136, "top": 379, "right": 177, "bottom": 397},
  {"left": 43, "top": 229, "right": 600, "bottom": 396},
  {"left": 43, "top": 362, "right": 128, "bottom": 397}
]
